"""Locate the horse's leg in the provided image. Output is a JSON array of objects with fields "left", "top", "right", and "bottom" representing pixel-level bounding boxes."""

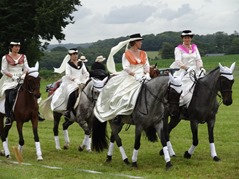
[
  {"left": 207, "top": 117, "right": 220, "bottom": 161},
  {"left": 160, "top": 115, "right": 180, "bottom": 156},
  {"left": 53, "top": 111, "right": 62, "bottom": 150},
  {"left": 156, "top": 120, "right": 173, "bottom": 170},
  {"left": 131, "top": 125, "right": 143, "bottom": 168},
  {"left": 16, "top": 121, "right": 24, "bottom": 154},
  {"left": 2, "top": 121, "right": 12, "bottom": 158},
  {"left": 184, "top": 120, "right": 199, "bottom": 159},
  {"left": 163, "top": 114, "right": 176, "bottom": 157},
  {"left": 0, "top": 114, "right": 5, "bottom": 156},
  {"left": 62, "top": 118, "right": 74, "bottom": 150},
  {"left": 77, "top": 119, "right": 91, "bottom": 152},
  {"left": 105, "top": 133, "right": 115, "bottom": 163},
  {"left": 31, "top": 119, "right": 43, "bottom": 161},
  {"left": 109, "top": 120, "right": 130, "bottom": 165}
]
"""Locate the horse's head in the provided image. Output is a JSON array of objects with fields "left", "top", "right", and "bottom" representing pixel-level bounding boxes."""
[
  {"left": 149, "top": 63, "right": 160, "bottom": 78},
  {"left": 91, "top": 76, "right": 109, "bottom": 100},
  {"left": 24, "top": 62, "right": 41, "bottom": 99},
  {"left": 167, "top": 72, "right": 183, "bottom": 116},
  {"left": 219, "top": 62, "right": 235, "bottom": 106}
]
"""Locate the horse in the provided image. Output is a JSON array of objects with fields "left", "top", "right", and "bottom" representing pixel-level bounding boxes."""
[
  {"left": 0, "top": 62, "right": 43, "bottom": 160},
  {"left": 44, "top": 76, "right": 108, "bottom": 151},
  {"left": 92, "top": 72, "right": 184, "bottom": 170},
  {"left": 163, "top": 62, "right": 236, "bottom": 161}
]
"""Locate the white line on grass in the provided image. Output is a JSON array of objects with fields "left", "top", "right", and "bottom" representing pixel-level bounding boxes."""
[{"left": 0, "top": 160, "right": 144, "bottom": 178}]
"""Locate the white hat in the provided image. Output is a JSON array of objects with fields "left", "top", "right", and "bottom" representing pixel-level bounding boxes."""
[
  {"left": 181, "top": 30, "right": 194, "bottom": 38},
  {"left": 10, "top": 41, "right": 21, "bottom": 45},
  {"left": 68, "top": 48, "right": 78, "bottom": 54},
  {"left": 95, "top": 55, "right": 106, "bottom": 62},
  {"left": 80, "top": 55, "right": 88, "bottom": 62}
]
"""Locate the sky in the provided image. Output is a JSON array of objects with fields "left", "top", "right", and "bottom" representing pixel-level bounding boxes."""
[{"left": 49, "top": 0, "right": 239, "bottom": 44}]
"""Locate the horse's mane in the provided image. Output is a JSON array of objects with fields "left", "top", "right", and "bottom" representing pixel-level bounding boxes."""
[{"left": 206, "top": 66, "right": 219, "bottom": 75}]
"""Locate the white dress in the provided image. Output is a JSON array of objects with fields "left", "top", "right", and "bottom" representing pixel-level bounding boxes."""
[
  {"left": 0, "top": 54, "right": 29, "bottom": 114},
  {"left": 170, "top": 44, "right": 203, "bottom": 106},
  {"left": 51, "top": 61, "right": 89, "bottom": 112},
  {"left": 94, "top": 52, "right": 150, "bottom": 122}
]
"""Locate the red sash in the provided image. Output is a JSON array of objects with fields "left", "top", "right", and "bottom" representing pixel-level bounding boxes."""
[{"left": 6, "top": 54, "right": 25, "bottom": 66}]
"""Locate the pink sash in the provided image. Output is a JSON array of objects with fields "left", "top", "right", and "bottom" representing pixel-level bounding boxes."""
[{"left": 177, "top": 44, "right": 197, "bottom": 53}]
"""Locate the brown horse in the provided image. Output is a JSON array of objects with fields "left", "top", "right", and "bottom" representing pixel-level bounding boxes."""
[{"left": 0, "top": 62, "right": 43, "bottom": 160}]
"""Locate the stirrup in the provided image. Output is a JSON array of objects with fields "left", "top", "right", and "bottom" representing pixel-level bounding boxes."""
[{"left": 5, "top": 118, "right": 12, "bottom": 126}]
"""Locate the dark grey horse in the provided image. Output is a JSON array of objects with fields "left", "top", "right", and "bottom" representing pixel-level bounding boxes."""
[
  {"left": 164, "top": 62, "right": 235, "bottom": 161},
  {"left": 92, "top": 73, "right": 183, "bottom": 170}
]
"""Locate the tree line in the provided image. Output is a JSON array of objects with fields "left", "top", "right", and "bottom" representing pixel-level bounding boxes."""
[{"left": 40, "top": 31, "right": 239, "bottom": 70}]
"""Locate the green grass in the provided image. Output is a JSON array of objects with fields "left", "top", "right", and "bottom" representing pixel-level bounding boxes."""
[{"left": 0, "top": 55, "right": 239, "bottom": 178}]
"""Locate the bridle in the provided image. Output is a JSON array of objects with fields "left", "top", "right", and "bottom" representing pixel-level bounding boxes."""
[
  {"left": 82, "top": 80, "right": 105, "bottom": 103},
  {"left": 19, "top": 72, "right": 41, "bottom": 98}
]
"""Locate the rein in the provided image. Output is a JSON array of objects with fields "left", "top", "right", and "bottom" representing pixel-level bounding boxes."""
[
  {"left": 190, "top": 69, "right": 233, "bottom": 104},
  {"left": 137, "top": 81, "right": 168, "bottom": 116},
  {"left": 18, "top": 75, "right": 39, "bottom": 98}
]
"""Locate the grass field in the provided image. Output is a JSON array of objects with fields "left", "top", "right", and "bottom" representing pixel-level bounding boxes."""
[{"left": 0, "top": 55, "right": 239, "bottom": 179}]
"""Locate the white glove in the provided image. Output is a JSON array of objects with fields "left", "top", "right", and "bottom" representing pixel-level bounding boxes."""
[
  {"left": 144, "top": 73, "right": 151, "bottom": 81},
  {"left": 200, "top": 67, "right": 206, "bottom": 74},
  {"left": 186, "top": 66, "right": 194, "bottom": 73},
  {"left": 74, "top": 78, "right": 81, "bottom": 85},
  {"left": 12, "top": 75, "right": 19, "bottom": 81},
  {"left": 134, "top": 74, "right": 142, "bottom": 81},
  {"left": 21, "top": 73, "right": 26, "bottom": 80}
]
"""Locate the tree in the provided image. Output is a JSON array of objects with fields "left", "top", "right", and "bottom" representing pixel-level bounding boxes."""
[
  {"left": 0, "top": 0, "right": 81, "bottom": 65},
  {"left": 161, "top": 42, "right": 174, "bottom": 59}
]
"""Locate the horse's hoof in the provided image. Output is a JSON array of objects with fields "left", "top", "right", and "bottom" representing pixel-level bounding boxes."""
[
  {"left": 6, "top": 155, "right": 11, "bottom": 159},
  {"left": 56, "top": 147, "right": 61, "bottom": 150},
  {"left": 78, "top": 146, "right": 84, "bottom": 151},
  {"left": 131, "top": 162, "right": 138, "bottom": 168},
  {"left": 105, "top": 155, "right": 112, "bottom": 163},
  {"left": 184, "top": 151, "right": 191, "bottom": 159},
  {"left": 0, "top": 150, "right": 5, "bottom": 156},
  {"left": 213, "top": 156, "right": 220, "bottom": 162},
  {"left": 166, "top": 161, "right": 173, "bottom": 170},
  {"left": 37, "top": 156, "right": 43, "bottom": 161},
  {"left": 86, "top": 149, "right": 92, "bottom": 153},
  {"left": 159, "top": 149, "right": 164, "bottom": 156},
  {"left": 123, "top": 158, "right": 130, "bottom": 165},
  {"left": 63, "top": 145, "right": 69, "bottom": 150}
]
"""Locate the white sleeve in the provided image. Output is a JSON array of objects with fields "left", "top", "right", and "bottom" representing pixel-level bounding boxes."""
[
  {"left": 122, "top": 53, "right": 131, "bottom": 74},
  {"left": 65, "top": 63, "right": 72, "bottom": 77},
  {"left": 195, "top": 48, "right": 203, "bottom": 68},
  {"left": 143, "top": 53, "right": 150, "bottom": 73},
  {"left": 174, "top": 47, "right": 184, "bottom": 67},
  {"left": 81, "top": 63, "right": 90, "bottom": 83},
  {"left": 1, "top": 56, "right": 8, "bottom": 75}
]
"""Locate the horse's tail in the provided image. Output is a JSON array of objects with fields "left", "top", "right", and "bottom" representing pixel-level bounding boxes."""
[
  {"left": 145, "top": 125, "right": 158, "bottom": 142},
  {"left": 92, "top": 116, "right": 108, "bottom": 152}
]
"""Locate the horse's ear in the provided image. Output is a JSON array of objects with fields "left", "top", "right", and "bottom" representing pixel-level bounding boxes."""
[
  {"left": 168, "top": 72, "right": 173, "bottom": 81},
  {"left": 230, "top": 62, "right": 236, "bottom": 72},
  {"left": 102, "top": 76, "right": 109, "bottom": 83},
  {"left": 154, "top": 63, "right": 157, "bottom": 68},
  {"left": 219, "top": 63, "right": 223, "bottom": 69},
  {"left": 35, "top": 61, "right": 39, "bottom": 71}
]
